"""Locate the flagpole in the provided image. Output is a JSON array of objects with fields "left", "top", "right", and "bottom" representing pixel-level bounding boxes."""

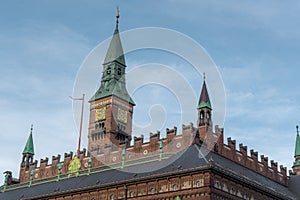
[{"left": 70, "top": 94, "right": 85, "bottom": 157}]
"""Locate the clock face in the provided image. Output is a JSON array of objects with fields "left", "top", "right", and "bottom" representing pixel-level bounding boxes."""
[
  {"left": 95, "top": 107, "right": 106, "bottom": 121},
  {"left": 117, "top": 107, "right": 128, "bottom": 123}
]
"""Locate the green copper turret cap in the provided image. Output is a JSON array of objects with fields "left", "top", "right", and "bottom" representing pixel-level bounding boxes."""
[
  {"left": 197, "top": 74, "right": 212, "bottom": 109},
  {"left": 23, "top": 125, "right": 35, "bottom": 155},
  {"left": 104, "top": 6, "right": 125, "bottom": 65}
]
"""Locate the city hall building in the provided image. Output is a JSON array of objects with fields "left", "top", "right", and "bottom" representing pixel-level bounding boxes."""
[{"left": 1, "top": 11, "right": 300, "bottom": 200}]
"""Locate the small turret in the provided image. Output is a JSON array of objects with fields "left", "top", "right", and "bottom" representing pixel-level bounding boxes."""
[
  {"left": 21, "top": 125, "right": 35, "bottom": 170},
  {"left": 292, "top": 125, "right": 300, "bottom": 175},
  {"left": 197, "top": 73, "right": 213, "bottom": 141}
]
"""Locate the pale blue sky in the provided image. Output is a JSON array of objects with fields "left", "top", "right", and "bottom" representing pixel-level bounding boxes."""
[{"left": 1, "top": 0, "right": 300, "bottom": 184}]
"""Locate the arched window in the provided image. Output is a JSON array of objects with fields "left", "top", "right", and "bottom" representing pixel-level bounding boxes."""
[
  {"left": 206, "top": 111, "right": 210, "bottom": 119},
  {"left": 200, "top": 111, "right": 204, "bottom": 119},
  {"left": 110, "top": 194, "right": 114, "bottom": 200},
  {"left": 222, "top": 183, "right": 228, "bottom": 192},
  {"left": 107, "top": 67, "right": 111, "bottom": 75},
  {"left": 199, "top": 111, "right": 205, "bottom": 125},
  {"left": 172, "top": 184, "right": 177, "bottom": 191},
  {"left": 130, "top": 191, "right": 135, "bottom": 197},
  {"left": 117, "top": 67, "right": 121, "bottom": 75},
  {"left": 237, "top": 190, "right": 242, "bottom": 197},
  {"left": 230, "top": 187, "right": 235, "bottom": 194},
  {"left": 214, "top": 180, "right": 220, "bottom": 189},
  {"left": 150, "top": 188, "right": 155, "bottom": 194}
]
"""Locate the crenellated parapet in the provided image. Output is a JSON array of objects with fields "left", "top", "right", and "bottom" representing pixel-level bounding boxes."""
[
  {"left": 219, "top": 136, "right": 288, "bottom": 186},
  {"left": 19, "top": 123, "right": 197, "bottom": 183},
  {"left": 19, "top": 123, "right": 288, "bottom": 187}
]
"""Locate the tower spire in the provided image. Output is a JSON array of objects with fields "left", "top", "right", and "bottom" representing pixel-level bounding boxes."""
[
  {"left": 90, "top": 7, "right": 134, "bottom": 105},
  {"left": 23, "top": 125, "right": 34, "bottom": 155},
  {"left": 21, "top": 125, "right": 35, "bottom": 169},
  {"left": 88, "top": 9, "right": 135, "bottom": 151},
  {"left": 103, "top": 6, "right": 125, "bottom": 65},
  {"left": 198, "top": 74, "right": 212, "bottom": 110},
  {"left": 293, "top": 125, "right": 300, "bottom": 174}
]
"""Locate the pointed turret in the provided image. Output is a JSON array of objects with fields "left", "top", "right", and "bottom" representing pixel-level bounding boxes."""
[
  {"left": 197, "top": 80, "right": 212, "bottom": 110},
  {"left": 197, "top": 74, "right": 213, "bottom": 141},
  {"left": 23, "top": 127, "right": 34, "bottom": 155},
  {"left": 89, "top": 7, "right": 134, "bottom": 105},
  {"left": 103, "top": 7, "right": 125, "bottom": 66},
  {"left": 292, "top": 125, "right": 300, "bottom": 175},
  {"left": 21, "top": 125, "right": 34, "bottom": 169}
]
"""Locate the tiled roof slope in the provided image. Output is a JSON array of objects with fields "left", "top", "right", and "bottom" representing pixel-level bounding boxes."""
[{"left": 0, "top": 144, "right": 297, "bottom": 200}]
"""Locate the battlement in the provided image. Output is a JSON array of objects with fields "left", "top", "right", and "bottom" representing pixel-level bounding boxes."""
[
  {"left": 19, "top": 123, "right": 288, "bottom": 187},
  {"left": 19, "top": 123, "right": 197, "bottom": 183},
  {"left": 218, "top": 136, "right": 288, "bottom": 186}
]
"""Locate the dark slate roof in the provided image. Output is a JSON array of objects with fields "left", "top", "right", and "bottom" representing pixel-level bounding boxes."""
[
  {"left": 198, "top": 81, "right": 212, "bottom": 109},
  {"left": 0, "top": 144, "right": 297, "bottom": 200},
  {"left": 289, "top": 175, "right": 300, "bottom": 200}
]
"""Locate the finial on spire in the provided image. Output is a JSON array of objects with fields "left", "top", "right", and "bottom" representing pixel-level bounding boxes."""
[
  {"left": 116, "top": 6, "right": 120, "bottom": 25},
  {"left": 31, "top": 124, "right": 33, "bottom": 132},
  {"left": 297, "top": 125, "right": 299, "bottom": 135},
  {"left": 116, "top": 6, "right": 120, "bottom": 19},
  {"left": 203, "top": 72, "right": 206, "bottom": 81}
]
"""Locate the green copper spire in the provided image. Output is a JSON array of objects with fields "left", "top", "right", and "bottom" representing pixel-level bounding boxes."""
[
  {"left": 197, "top": 75, "right": 212, "bottom": 109},
  {"left": 295, "top": 125, "right": 300, "bottom": 157},
  {"left": 90, "top": 8, "right": 135, "bottom": 105},
  {"left": 293, "top": 125, "right": 300, "bottom": 167},
  {"left": 104, "top": 6, "right": 125, "bottom": 66},
  {"left": 23, "top": 125, "right": 34, "bottom": 155}
]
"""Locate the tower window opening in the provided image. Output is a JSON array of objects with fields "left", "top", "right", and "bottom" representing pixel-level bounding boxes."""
[
  {"left": 117, "top": 67, "right": 121, "bottom": 75},
  {"left": 107, "top": 67, "right": 111, "bottom": 75},
  {"left": 206, "top": 112, "right": 210, "bottom": 119},
  {"left": 200, "top": 112, "right": 204, "bottom": 119},
  {"left": 199, "top": 111, "right": 205, "bottom": 125}
]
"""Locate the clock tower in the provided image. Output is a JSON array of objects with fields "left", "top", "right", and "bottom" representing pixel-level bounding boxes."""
[{"left": 88, "top": 10, "right": 135, "bottom": 154}]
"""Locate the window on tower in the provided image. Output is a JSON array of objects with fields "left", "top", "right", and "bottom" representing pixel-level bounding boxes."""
[
  {"left": 107, "top": 67, "right": 111, "bottom": 74},
  {"left": 206, "top": 112, "right": 210, "bottom": 119},
  {"left": 200, "top": 112, "right": 204, "bottom": 119},
  {"left": 199, "top": 111, "right": 205, "bottom": 125},
  {"left": 117, "top": 67, "right": 121, "bottom": 75}
]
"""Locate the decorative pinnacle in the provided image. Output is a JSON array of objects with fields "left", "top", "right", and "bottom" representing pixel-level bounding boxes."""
[
  {"left": 203, "top": 72, "right": 206, "bottom": 81},
  {"left": 116, "top": 6, "right": 120, "bottom": 18},
  {"left": 31, "top": 124, "right": 33, "bottom": 132},
  {"left": 116, "top": 6, "right": 120, "bottom": 25},
  {"left": 297, "top": 125, "right": 299, "bottom": 135}
]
